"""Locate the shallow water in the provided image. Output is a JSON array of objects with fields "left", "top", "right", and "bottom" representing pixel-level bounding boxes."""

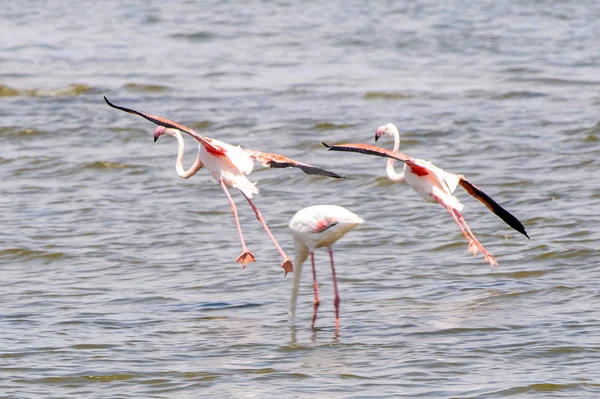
[{"left": 2, "top": 1, "right": 600, "bottom": 398}]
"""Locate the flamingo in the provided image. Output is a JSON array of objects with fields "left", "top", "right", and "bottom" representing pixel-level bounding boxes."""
[
  {"left": 289, "top": 205, "right": 364, "bottom": 330},
  {"left": 322, "top": 123, "right": 529, "bottom": 268},
  {"left": 104, "top": 97, "right": 343, "bottom": 276}
]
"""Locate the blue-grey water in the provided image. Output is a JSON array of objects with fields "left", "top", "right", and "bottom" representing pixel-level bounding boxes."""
[{"left": 2, "top": 1, "right": 600, "bottom": 398}]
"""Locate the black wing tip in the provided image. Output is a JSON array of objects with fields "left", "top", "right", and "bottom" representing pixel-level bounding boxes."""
[
  {"left": 498, "top": 210, "right": 530, "bottom": 239},
  {"left": 323, "top": 172, "right": 345, "bottom": 179},
  {"left": 502, "top": 217, "right": 531, "bottom": 240},
  {"left": 460, "top": 178, "right": 530, "bottom": 239},
  {"left": 499, "top": 210, "right": 529, "bottom": 239},
  {"left": 504, "top": 214, "right": 529, "bottom": 239},
  {"left": 318, "top": 169, "right": 344, "bottom": 179},
  {"left": 299, "top": 164, "right": 345, "bottom": 179},
  {"left": 268, "top": 160, "right": 344, "bottom": 178},
  {"left": 104, "top": 96, "right": 128, "bottom": 112},
  {"left": 511, "top": 223, "right": 529, "bottom": 239},
  {"left": 327, "top": 171, "right": 345, "bottom": 179},
  {"left": 322, "top": 142, "right": 332, "bottom": 149}
]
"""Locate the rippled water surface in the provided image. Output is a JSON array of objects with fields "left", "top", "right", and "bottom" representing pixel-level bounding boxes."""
[{"left": 2, "top": 1, "right": 600, "bottom": 398}]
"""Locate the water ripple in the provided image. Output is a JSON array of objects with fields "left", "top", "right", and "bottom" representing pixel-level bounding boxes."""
[{"left": 2, "top": 1, "right": 600, "bottom": 398}]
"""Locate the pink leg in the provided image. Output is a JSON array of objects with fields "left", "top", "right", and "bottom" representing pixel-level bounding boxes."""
[
  {"left": 329, "top": 249, "right": 340, "bottom": 331},
  {"left": 454, "top": 210, "right": 497, "bottom": 268},
  {"left": 431, "top": 193, "right": 498, "bottom": 269},
  {"left": 242, "top": 193, "right": 293, "bottom": 277},
  {"left": 220, "top": 181, "right": 255, "bottom": 268},
  {"left": 310, "top": 252, "right": 320, "bottom": 329}
]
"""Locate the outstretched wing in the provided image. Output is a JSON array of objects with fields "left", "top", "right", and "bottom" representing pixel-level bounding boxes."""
[
  {"left": 245, "top": 149, "right": 344, "bottom": 178},
  {"left": 459, "top": 178, "right": 529, "bottom": 238},
  {"left": 104, "top": 96, "right": 224, "bottom": 155},
  {"left": 322, "top": 142, "right": 432, "bottom": 175},
  {"left": 326, "top": 142, "right": 529, "bottom": 238},
  {"left": 322, "top": 142, "right": 412, "bottom": 162}
]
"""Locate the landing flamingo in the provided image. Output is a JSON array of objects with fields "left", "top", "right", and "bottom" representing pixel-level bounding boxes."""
[
  {"left": 104, "top": 97, "right": 343, "bottom": 276},
  {"left": 289, "top": 205, "right": 364, "bottom": 330},
  {"left": 323, "top": 123, "right": 528, "bottom": 268}
]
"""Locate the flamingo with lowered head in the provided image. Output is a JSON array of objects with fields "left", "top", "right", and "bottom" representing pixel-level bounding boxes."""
[
  {"left": 104, "top": 97, "right": 343, "bottom": 276},
  {"left": 323, "top": 123, "right": 529, "bottom": 268},
  {"left": 289, "top": 205, "right": 364, "bottom": 330}
]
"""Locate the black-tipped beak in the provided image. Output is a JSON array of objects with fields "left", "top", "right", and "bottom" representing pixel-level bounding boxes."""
[
  {"left": 375, "top": 133, "right": 380, "bottom": 142},
  {"left": 154, "top": 135, "right": 159, "bottom": 143}
]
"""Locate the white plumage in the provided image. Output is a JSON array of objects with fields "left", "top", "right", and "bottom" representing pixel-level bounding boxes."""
[
  {"left": 198, "top": 138, "right": 259, "bottom": 198},
  {"left": 323, "top": 122, "right": 529, "bottom": 269},
  {"left": 104, "top": 97, "right": 344, "bottom": 276},
  {"left": 288, "top": 205, "right": 364, "bottom": 329}
]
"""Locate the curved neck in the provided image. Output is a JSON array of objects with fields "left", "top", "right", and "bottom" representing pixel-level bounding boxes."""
[
  {"left": 173, "top": 132, "right": 203, "bottom": 179},
  {"left": 386, "top": 129, "right": 405, "bottom": 182}
]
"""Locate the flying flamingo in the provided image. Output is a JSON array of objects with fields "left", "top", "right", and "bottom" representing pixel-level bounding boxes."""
[
  {"left": 289, "top": 205, "right": 364, "bottom": 330},
  {"left": 104, "top": 97, "right": 343, "bottom": 276},
  {"left": 323, "top": 123, "right": 529, "bottom": 268}
]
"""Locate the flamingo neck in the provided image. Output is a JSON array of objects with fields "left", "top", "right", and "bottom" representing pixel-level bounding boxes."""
[
  {"left": 386, "top": 130, "right": 405, "bottom": 182},
  {"left": 289, "top": 240, "right": 309, "bottom": 322},
  {"left": 173, "top": 132, "right": 202, "bottom": 179}
]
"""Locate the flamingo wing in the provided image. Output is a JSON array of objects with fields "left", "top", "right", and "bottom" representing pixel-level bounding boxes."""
[
  {"left": 313, "top": 217, "right": 339, "bottom": 233},
  {"left": 325, "top": 142, "right": 529, "bottom": 238},
  {"left": 245, "top": 149, "right": 344, "bottom": 178},
  {"left": 458, "top": 178, "right": 529, "bottom": 238},
  {"left": 322, "top": 142, "right": 430, "bottom": 175},
  {"left": 104, "top": 96, "right": 225, "bottom": 155}
]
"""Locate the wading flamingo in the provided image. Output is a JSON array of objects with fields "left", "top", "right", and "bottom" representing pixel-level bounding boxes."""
[
  {"left": 323, "top": 123, "right": 529, "bottom": 268},
  {"left": 104, "top": 97, "right": 343, "bottom": 276},
  {"left": 289, "top": 205, "right": 364, "bottom": 330}
]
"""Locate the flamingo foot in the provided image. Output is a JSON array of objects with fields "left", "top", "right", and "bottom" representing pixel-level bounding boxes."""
[
  {"left": 281, "top": 258, "right": 293, "bottom": 277},
  {"left": 467, "top": 241, "right": 480, "bottom": 257},
  {"left": 485, "top": 253, "right": 498, "bottom": 269},
  {"left": 466, "top": 240, "right": 497, "bottom": 269},
  {"left": 236, "top": 251, "right": 256, "bottom": 269},
  {"left": 466, "top": 239, "right": 497, "bottom": 268}
]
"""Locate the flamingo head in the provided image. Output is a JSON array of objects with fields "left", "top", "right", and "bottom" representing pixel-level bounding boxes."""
[
  {"left": 154, "top": 126, "right": 179, "bottom": 142},
  {"left": 375, "top": 123, "right": 398, "bottom": 142}
]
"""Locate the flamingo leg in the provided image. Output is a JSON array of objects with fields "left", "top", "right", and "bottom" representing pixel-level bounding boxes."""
[
  {"left": 220, "top": 180, "right": 256, "bottom": 268},
  {"left": 329, "top": 248, "right": 340, "bottom": 331},
  {"left": 241, "top": 193, "right": 293, "bottom": 276},
  {"left": 454, "top": 210, "right": 498, "bottom": 268},
  {"left": 310, "top": 252, "right": 320, "bottom": 329},
  {"left": 431, "top": 193, "right": 498, "bottom": 269}
]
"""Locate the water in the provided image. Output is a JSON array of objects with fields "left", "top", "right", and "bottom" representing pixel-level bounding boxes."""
[{"left": 2, "top": 1, "right": 600, "bottom": 397}]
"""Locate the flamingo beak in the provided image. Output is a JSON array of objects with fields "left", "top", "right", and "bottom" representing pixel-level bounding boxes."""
[
  {"left": 154, "top": 126, "right": 166, "bottom": 142},
  {"left": 375, "top": 126, "right": 387, "bottom": 142}
]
